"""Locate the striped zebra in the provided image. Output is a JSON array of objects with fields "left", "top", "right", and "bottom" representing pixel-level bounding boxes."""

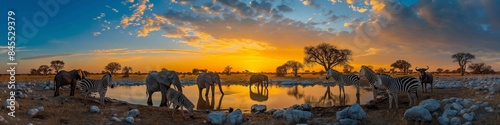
[
  {"left": 166, "top": 88, "right": 194, "bottom": 119},
  {"left": 377, "top": 74, "right": 420, "bottom": 109},
  {"left": 415, "top": 66, "right": 434, "bottom": 93},
  {"left": 326, "top": 69, "right": 361, "bottom": 96},
  {"left": 78, "top": 74, "right": 116, "bottom": 108},
  {"left": 358, "top": 66, "right": 384, "bottom": 101}
]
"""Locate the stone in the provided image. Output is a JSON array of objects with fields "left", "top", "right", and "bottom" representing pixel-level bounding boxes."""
[
  {"left": 460, "top": 99, "right": 473, "bottom": 108},
  {"left": 485, "top": 107, "right": 494, "bottom": 113},
  {"left": 480, "top": 102, "right": 489, "bottom": 107},
  {"left": 301, "top": 103, "right": 312, "bottom": 111},
  {"left": 403, "top": 106, "right": 432, "bottom": 121},
  {"left": 463, "top": 121, "right": 472, "bottom": 125},
  {"left": 125, "top": 117, "right": 134, "bottom": 123},
  {"left": 267, "top": 109, "right": 277, "bottom": 114},
  {"left": 36, "top": 106, "right": 44, "bottom": 112},
  {"left": 208, "top": 111, "right": 226, "bottom": 124},
  {"left": 459, "top": 109, "right": 470, "bottom": 115},
  {"left": 469, "top": 105, "right": 479, "bottom": 111},
  {"left": 437, "top": 116, "right": 449, "bottom": 125},
  {"left": 289, "top": 104, "right": 301, "bottom": 110},
  {"left": 3, "top": 100, "right": 19, "bottom": 110},
  {"left": 0, "top": 115, "right": 4, "bottom": 121},
  {"left": 419, "top": 99, "right": 441, "bottom": 112},
  {"left": 227, "top": 109, "right": 243, "bottom": 124},
  {"left": 339, "top": 118, "right": 358, "bottom": 125},
  {"left": 112, "top": 113, "right": 118, "bottom": 117},
  {"left": 272, "top": 110, "right": 285, "bottom": 119},
  {"left": 336, "top": 103, "right": 366, "bottom": 120},
  {"left": 450, "top": 117, "right": 461, "bottom": 125},
  {"left": 251, "top": 104, "right": 267, "bottom": 113},
  {"left": 89, "top": 105, "right": 100, "bottom": 113},
  {"left": 111, "top": 117, "right": 121, "bottom": 122},
  {"left": 27, "top": 108, "right": 39, "bottom": 117},
  {"left": 462, "top": 113, "right": 474, "bottom": 121},
  {"left": 441, "top": 99, "right": 453, "bottom": 104},
  {"left": 27, "top": 123, "right": 33, "bottom": 125},
  {"left": 127, "top": 109, "right": 140, "bottom": 117},
  {"left": 452, "top": 103, "right": 464, "bottom": 110},
  {"left": 283, "top": 109, "right": 313, "bottom": 123}
]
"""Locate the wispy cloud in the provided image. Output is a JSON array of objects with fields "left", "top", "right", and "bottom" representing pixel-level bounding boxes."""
[{"left": 21, "top": 53, "right": 78, "bottom": 60}]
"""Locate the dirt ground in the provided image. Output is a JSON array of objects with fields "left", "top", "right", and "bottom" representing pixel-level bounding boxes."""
[{"left": 0, "top": 74, "right": 499, "bottom": 125}]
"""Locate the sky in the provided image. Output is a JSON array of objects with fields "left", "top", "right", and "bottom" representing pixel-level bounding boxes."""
[{"left": 0, "top": 0, "right": 499, "bottom": 74}]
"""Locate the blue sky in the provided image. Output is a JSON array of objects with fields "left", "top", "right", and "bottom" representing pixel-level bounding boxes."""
[{"left": 1, "top": 0, "right": 499, "bottom": 73}]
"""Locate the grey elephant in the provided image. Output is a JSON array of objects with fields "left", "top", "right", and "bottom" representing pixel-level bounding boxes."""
[
  {"left": 54, "top": 69, "right": 86, "bottom": 97},
  {"left": 197, "top": 72, "right": 224, "bottom": 96},
  {"left": 145, "top": 70, "right": 182, "bottom": 107},
  {"left": 249, "top": 74, "right": 269, "bottom": 88}
]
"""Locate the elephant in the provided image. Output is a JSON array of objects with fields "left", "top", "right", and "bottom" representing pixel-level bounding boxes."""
[
  {"left": 249, "top": 85, "right": 268, "bottom": 102},
  {"left": 197, "top": 72, "right": 224, "bottom": 96},
  {"left": 145, "top": 70, "right": 182, "bottom": 107},
  {"left": 249, "top": 74, "right": 269, "bottom": 88},
  {"left": 54, "top": 69, "right": 86, "bottom": 97}
]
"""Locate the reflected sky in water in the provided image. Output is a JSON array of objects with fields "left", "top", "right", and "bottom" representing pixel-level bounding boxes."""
[{"left": 106, "top": 84, "right": 374, "bottom": 112}]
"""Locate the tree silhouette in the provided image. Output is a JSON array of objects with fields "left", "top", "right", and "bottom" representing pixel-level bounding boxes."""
[
  {"left": 304, "top": 43, "right": 352, "bottom": 71},
  {"left": 276, "top": 65, "right": 287, "bottom": 77},
  {"left": 223, "top": 65, "right": 232, "bottom": 75},
  {"left": 284, "top": 60, "right": 304, "bottom": 77},
  {"left": 38, "top": 65, "right": 52, "bottom": 75},
  {"left": 375, "top": 68, "right": 386, "bottom": 74},
  {"left": 468, "top": 62, "right": 495, "bottom": 74},
  {"left": 343, "top": 64, "right": 354, "bottom": 73},
  {"left": 390, "top": 60, "right": 412, "bottom": 74},
  {"left": 122, "top": 66, "right": 133, "bottom": 77},
  {"left": 452, "top": 52, "right": 475, "bottom": 76},
  {"left": 436, "top": 68, "right": 443, "bottom": 74},
  {"left": 105, "top": 62, "right": 121, "bottom": 74},
  {"left": 50, "top": 60, "right": 65, "bottom": 73},
  {"left": 30, "top": 69, "right": 39, "bottom": 75}
]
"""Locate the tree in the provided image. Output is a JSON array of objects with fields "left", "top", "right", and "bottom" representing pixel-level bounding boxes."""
[
  {"left": 284, "top": 60, "right": 304, "bottom": 77},
  {"left": 468, "top": 62, "right": 495, "bottom": 74},
  {"left": 161, "top": 68, "right": 168, "bottom": 71},
  {"left": 38, "top": 65, "right": 52, "bottom": 75},
  {"left": 390, "top": 60, "right": 412, "bottom": 74},
  {"left": 223, "top": 65, "right": 232, "bottom": 75},
  {"left": 342, "top": 64, "right": 354, "bottom": 73},
  {"left": 318, "top": 70, "right": 326, "bottom": 75},
  {"left": 375, "top": 68, "right": 386, "bottom": 74},
  {"left": 436, "top": 68, "right": 443, "bottom": 74},
  {"left": 304, "top": 70, "right": 310, "bottom": 73},
  {"left": 452, "top": 52, "right": 475, "bottom": 76},
  {"left": 444, "top": 69, "right": 450, "bottom": 73},
  {"left": 304, "top": 43, "right": 352, "bottom": 72},
  {"left": 276, "top": 65, "right": 287, "bottom": 77},
  {"left": 122, "top": 66, "right": 133, "bottom": 77},
  {"left": 30, "top": 69, "right": 39, "bottom": 75},
  {"left": 50, "top": 60, "right": 65, "bottom": 73},
  {"left": 105, "top": 62, "right": 121, "bottom": 74}
]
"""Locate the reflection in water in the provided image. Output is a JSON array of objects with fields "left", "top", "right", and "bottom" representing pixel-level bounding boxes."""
[
  {"left": 106, "top": 84, "right": 373, "bottom": 112},
  {"left": 249, "top": 85, "right": 268, "bottom": 102}
]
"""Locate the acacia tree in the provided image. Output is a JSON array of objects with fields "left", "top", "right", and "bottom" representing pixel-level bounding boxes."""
[
  {"left": 284, "top": 60, "right": 304, "bottom": 77},
  {"left": 276, "top": 65, "right": 287, "bottom": 77},
  {"left": 38, "top": 65, "right": 52, "bottom": 75},
  {"left": 304, "top": 43, "right": 352, "bottom": 72},
  {"left": 50, "top": 60, "right": 65, "bottom": 73},
  {"left": 468, "top": 62, "right": 494, "bottom": 74},
  {"left": 122, "top": 66, "right": 133, "bottom": 77},
  {"left": 452, "top": 52, "right": 475, "bottom": 76},
  {"left": 30, "top": 69, "right": 39, "bottom": 75},
  {"left": 223, "top": 65, "right": 232, "bottom": 75},
  {"left": 342, "top": 64, "right": 354, "bottom": 73},
  {"left": 390, "top": 60, "right": 412, "bottom": 74},
  {"left": 375, "top": 68, "right": 386, "bottom": 74},
  {"left": 436, "top": 68, "right": 443, "bottom": 74},
  {"left": 105, "top": 62, "right": 121, "bottom": 74}
]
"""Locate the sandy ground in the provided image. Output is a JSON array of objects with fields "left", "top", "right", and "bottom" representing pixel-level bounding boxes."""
[{"left": 0, "top": 74, "right": 499, "bottom": 125}]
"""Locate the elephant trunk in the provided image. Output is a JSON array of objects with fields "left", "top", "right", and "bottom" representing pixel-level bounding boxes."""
[
  {"left": 173, "top": 74, "right": 183, "bottom": 93},
  {"left": 217, "top": 77, "right": 224, "bottom": 95}
]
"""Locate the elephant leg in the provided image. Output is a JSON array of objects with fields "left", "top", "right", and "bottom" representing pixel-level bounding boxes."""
[
  {"left": 199, "top": 88, "right": 203, "bottom": 96},
  {"left": 205, "top": 84, "right": 210, "bottom": 96},
  {"left": 54, "top": 85, "right": 59, "bottom": 97},
  {"left": 211, "top": 84, "right": 215, "bottom": 96},
  {"left": 147, "top": 91, "right": 154, "bottom": 106},
  {"left": 70, "top": 82, "right": 76, "bottom": 96},
  {"left": 159, "top": 86, "right": 168, "bottom": 107}
]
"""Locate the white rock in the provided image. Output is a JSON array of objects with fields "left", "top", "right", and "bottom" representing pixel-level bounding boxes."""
[
  {"left": 227, "top": 109, "right": 242, "bottom": 124},
  {"left": 403, "top": 106, "right": 432, "bottom": 121},
  {"left": 125, "top": 117, "right": 134, "bottom": 123},
  {"left": 273, "top": 110, "right": 285, "bottom": 119},
  {"left": 441, "top": 99, "right": 453, "bottom": 104},
  {"left": 480, "top": 102, "right": 489, "bottom": 107},
  {"left": 251, "top": 104, "right": 267, "bottom": 113},
  {"left": 339, "top": 118, "right": 358, "bottom": 125},
  {"left": 111, "top": 117, "right": 121, "bottom": 122},
  {"left": 419, "top": 99, "right": 441, "bottom": 112},
  {"left": 3, "top": 100, "right": 19, "bottom": 109},
  {"left": 450, "top": 117, "right": 461, "bottom": 125},
  {"left": 469, "top": 105, "right": 479, "bottom": 111},
  {"left": 301, "top": 103, "right": 312, "bottom": 111},
  {"left": 284, "top": 109, "right": 313, "bottom": 123},
  {"left": 27, "top": 123, "right": 33, "bottom": 125},
  {"left": 452, "top": 103, "right": 464, "bottom": 110},
  {"left": 437, "top": 116, "right": 449, "bottom": 125},
  {"left": 463, "top": 121, "right": 472, "bottom": 125},
  {"left": 460, "top": 99, "right": 473, "bottom": 108},
  {"left": 208, "top": 111, "right": 226, "bottom": 124},
  {"left": 27, "top": 108, "right": 38, "bottom": 117},
  {"left": 462, "top": 113, "right": 474, "bottom": 121},
  {"left": 289, "top": 104, "right": 301, "bottom": 110},
  {"left": 36, "top": 106, "right": 44, "bottom": 112},
  {"left": 443, "top": 109, "right": 458, "bottom": 117},
  {"left": 0, "top": 115, "right": 4, "bottom": 121},
  {"left": 127, "top": 109, "right": 140, "bottom": 117},
  {"left": 485, "top": 107, "right": 494, "bottom": 113},
  {"left": 459, "top": 109, "right": 470, "bottom": 115},
  {"left": 89, "top": 105, "right": 100, "bottom": 113}
]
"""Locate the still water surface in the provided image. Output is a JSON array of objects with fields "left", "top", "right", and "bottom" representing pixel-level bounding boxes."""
[{"left": 106, "top": 84, "right": 374, "bottom": 112}]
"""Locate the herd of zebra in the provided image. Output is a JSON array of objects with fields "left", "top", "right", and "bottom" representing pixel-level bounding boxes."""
[
  {"left": 51, "top": 65, "right": 434, "bottom": 119},
  {"left": 327, "top": 65, "right": 434, "bottom": 109}
]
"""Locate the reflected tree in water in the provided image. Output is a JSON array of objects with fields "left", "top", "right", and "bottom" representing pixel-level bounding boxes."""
[
  {"left": 304, "top": 85, "right": 360, "bottom": 107},
  {"left": 287, "top": 85, "right": 304, "bottom": 99}
]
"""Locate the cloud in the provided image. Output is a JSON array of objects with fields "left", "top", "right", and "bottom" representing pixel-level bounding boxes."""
[
  {"left": 21, "top": 54, "right": 78, "bottom": 60},
  {"left": 93, "top": 48, "right": 199, "bottom": 54},
  {"left": 276, "top": 4, "right": 293, "bottom": 13},
  {"left": 106, "top": 5, "right": 119, "bottom": 12},
  {"left": 190, "top": 2, "right": 224, "bottom": 14},
  {"left": 93, "top": 13, "right": 105, "bottom": 20},
  {"left": 93, "top": 32, "right": 101, "bottom": 36},
  {"left": 171, "top": 0, "right": 197, "bottom": 5},
  {"left": 121, "top": 0, "right": 150, "bottom": 28},
  {"left": 302, "top": 0, "right": 321, "bottom": 8}
]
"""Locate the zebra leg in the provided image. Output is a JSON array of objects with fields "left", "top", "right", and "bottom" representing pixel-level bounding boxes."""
[
  {"left": 394, "top": 94, "right": 399, "bottom": 109},
  {"left": 388, "top": 93, "right": 393, "bottom": 109},
  {"left": 180, "top": 105, "right": 185, "bottom": 119},
  {"left": 407, "top": 92, "right": 413, "bottom": 106},
  {"left": 372, "top": 86, "right": 378, "bottom": 101},
  {"left": 100, "top": 92, "right": 106, "bottom": 108},
  {"left": 83, "top": 91, "right": 88, "bottom": 105}
]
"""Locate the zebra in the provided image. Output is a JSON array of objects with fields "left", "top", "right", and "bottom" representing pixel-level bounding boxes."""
[
  {"left": 326, "top": 69, "right": 361, "bottom": 96},
  {"left": 78, "top": 74, "right": 116, "bottom": 108},
  {"left": 377, "top": 74, "right": 420, "bottom": 109},
  {"left": 358, "top": 66, "right": 384, "bottom": 101},
  {"left": 166, "top": 88, "right": 195, "bottom": 119},
  {"left": 415, "top": 66, "right": 434, "bottom": 93}
]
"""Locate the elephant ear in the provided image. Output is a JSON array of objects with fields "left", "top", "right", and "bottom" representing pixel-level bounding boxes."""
[
  {"left": 157, "top": 71, "right": 171, "bottom": 86},
  {"left": 204, "top": 73, "right": 214, "bottom": 85}
]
